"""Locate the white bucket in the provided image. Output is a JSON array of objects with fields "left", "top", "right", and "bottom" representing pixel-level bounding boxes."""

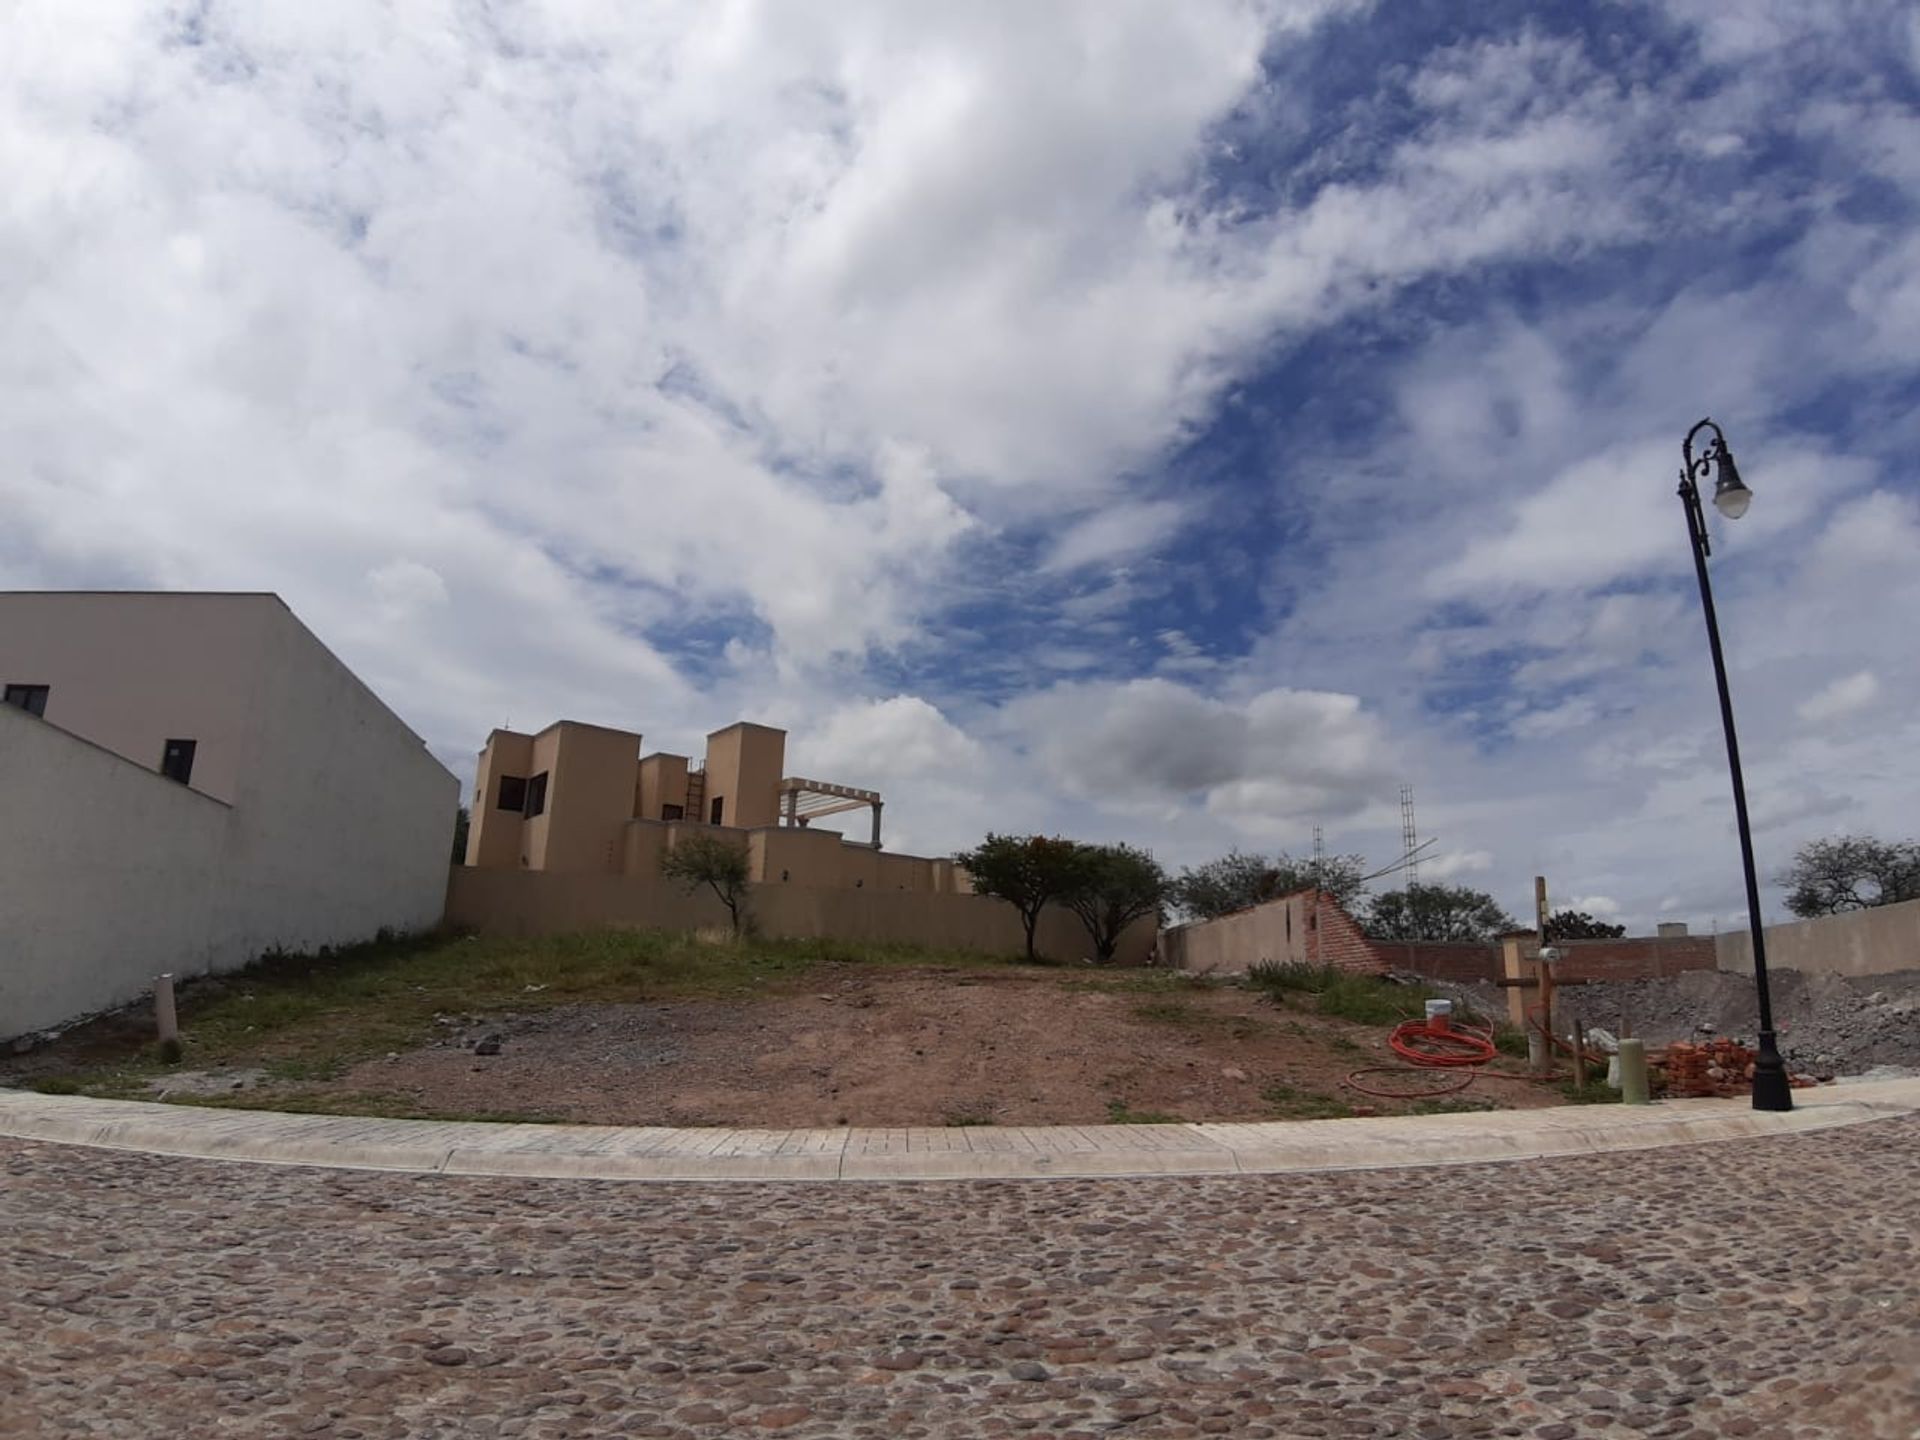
[{"left": 1423, "top": 999, "right": 1453, "bottom": 1024}]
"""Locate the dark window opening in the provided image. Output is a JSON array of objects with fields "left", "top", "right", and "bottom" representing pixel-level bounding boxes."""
[
  {"left": 709, "top": 796, "right": 724, "bottom": 825},
  {"left": 661, "top": 803, "right": 684, "bottom": 821},
  {"left": 3, "top": 684, "right": 49, "bottom": 718},
  {"left": 496, "top": 774, "right": 528, "bottom": 812},
  {"left": 523, "top": 771, "right": 549, "bottom": 818},
  {"left": 160, "top": 738, "right": 197, "bottom": 786}
]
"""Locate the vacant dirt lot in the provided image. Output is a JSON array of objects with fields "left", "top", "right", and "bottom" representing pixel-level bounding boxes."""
[{"left": 277, "top": 965, "right": 1554, "bottom": 1127}]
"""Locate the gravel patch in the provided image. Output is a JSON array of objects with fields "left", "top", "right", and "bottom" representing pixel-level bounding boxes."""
[{"left": 5, "top": 1117, "right": 1918, "bottom": 1437}]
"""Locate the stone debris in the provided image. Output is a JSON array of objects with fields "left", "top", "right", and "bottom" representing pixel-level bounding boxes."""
[
  {"left": 1445, "top": 966, "right": 1920, "bottom": 1077},
  {"left": 5, "top": 1120, "right": 1920, "bottom": 1436}
]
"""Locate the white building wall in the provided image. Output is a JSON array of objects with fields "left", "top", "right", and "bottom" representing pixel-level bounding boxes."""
[
  {"left": 0, "top": 592, "right": 460, "bottom": 1040},
  {"left": 230, "top": 607, "right": 458, "bottom": 954},
  {"left": 0, "top": 705, "right": 232, "bottom": 1036}
]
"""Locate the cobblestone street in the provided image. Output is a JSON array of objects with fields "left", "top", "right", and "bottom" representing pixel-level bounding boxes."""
[{"left": 4, "top": 1119, "right": 1917, "bottom": 1440}]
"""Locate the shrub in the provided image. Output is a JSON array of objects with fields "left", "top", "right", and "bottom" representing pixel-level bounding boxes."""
[{"left": 1246, "top": 960, "right": 1344, "bottom": 995}]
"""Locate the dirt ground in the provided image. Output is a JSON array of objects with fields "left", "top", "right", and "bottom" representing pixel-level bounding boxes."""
[{"left": 274, "top": 964, "right": 1558, "bottom": 1127}]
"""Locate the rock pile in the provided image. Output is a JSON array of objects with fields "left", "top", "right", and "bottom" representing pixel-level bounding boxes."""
[{"left": 1654, "top": 1039, "right": 1820, "bottom": 1097}]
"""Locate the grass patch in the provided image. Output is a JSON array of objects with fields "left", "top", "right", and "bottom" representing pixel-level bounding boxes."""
[
  {"left": 1246, "top": 963, "right": 1437, "bottom": 1027},
  {"left": 1492, "top": 1023, "right": 1530, "bottom": 1059},
  {"left": 1064, "top": 968, "right": 1216, "bottom": 995},
  {"left": 17, "top": 929, "right": 1023, "bottom": 1094},
  {"left": 942, "top": 1104, "right": 997, "bottom": 1127},
  {"left": 1105, "top": 1099, "right": 1180, "bottom": 1125},
  {"left": 1260, "top": 1082, "right": 1352, "bottom": 1121},
  {"left": 1560, "top": 1079, "right": 1622, "bottom": 1105},
  {"left": 1126, "top": 999, "right": 1262, "bottom": 1041},
  {"left": 169, "top": 1088, "right": 568, "bottom": 1124},
  {"left": 1408, "top": 1096, "right": 1496, "bottom": 1115},
  {"left": 28, "top": 1076, "right": 83, "bottom": 1096}
]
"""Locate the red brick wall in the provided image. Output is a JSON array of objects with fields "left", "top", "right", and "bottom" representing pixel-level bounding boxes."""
[
  {"left": 1551, "top": 937, "right": 1716, "bottom": 982},
  {"left": 1367, "top": 941, "right": 1500, "bottom": 983},
  {"left": 1307, "top": 894, "right": 1390, "bottom": 975}
]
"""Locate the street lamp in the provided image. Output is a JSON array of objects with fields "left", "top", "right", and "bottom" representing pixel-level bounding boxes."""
[{"left": 1678, "top": 418, "right": 1792, "bottom": 1111}]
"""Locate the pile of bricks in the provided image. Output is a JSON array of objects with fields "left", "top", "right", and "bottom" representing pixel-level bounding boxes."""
[{"left": 1656, "top": 1039, "right": 1817, "bottom": 1097}]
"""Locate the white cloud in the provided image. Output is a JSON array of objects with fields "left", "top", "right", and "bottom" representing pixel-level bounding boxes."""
[
  {"left": 1797, "top": 671, "right": 1880, "bottom": 727},
  {"left": 5, "top": 2, "right": 1917, "bottom": 940},
  {"left": 1425, "top": 849, "right": 1494, "bottom": 880},
  {"left": 1006, "top": 678, "right": 1396, "bottom": 836},
  {"left": 1046, "top": 500, "right": 1190, "bottom": 572}
]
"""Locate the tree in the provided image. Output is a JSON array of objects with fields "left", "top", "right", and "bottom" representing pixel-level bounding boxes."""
[
  {"left": 450, "top": 805, "right": 470, "bottom": 864},
  {"left": 660, "top": 830, "right": 754, "bottom": 936},
  {"left": 1779, "top": 834, "right": 1920, "bottom": 918},
  {"left": 1544, "top": 909, "right": 1625, "bottom": 940},
  {"left": 1170, "top": 849, "right": 1369, "bottom": 921},
  {"left": 1061, "top": 843, "right": 1170, "bottom": 964},
  {"left": 955, "top": 834, "right": 1084, "bottom": 962},
  {"left": 1364, "top": 884, "right": 1516, "bottom": 943}
]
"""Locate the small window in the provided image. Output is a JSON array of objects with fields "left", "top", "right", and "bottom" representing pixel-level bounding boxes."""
[
  {"left": 160, "top": 738, "right": 197, "bottom": 785},
  {"left": 496, "top": 774, "right": 528, "bottom": 812},
  {"left": 661, "top": 803, "right": 684, "bottom": 822},
  {"left": 709, "top": 796, "right": 724, "bottom": 825},
  {"left": 523, "top": 771, "right": 549, "bottom": 818},
  {"left": 3, "top": 684, "right": 49, "bottom": 718}
]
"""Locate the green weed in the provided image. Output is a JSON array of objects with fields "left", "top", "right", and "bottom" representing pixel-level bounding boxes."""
[
  {"left": 1260, "top": 1082, "right": 1352, "bottom": 1120},
  {"left": 1560, "top": 1079, "right": 1622, "bottom": 1105},
  {"left": 1105, "top": 1099, "right": 1180, "bottom": 1125},
  {"left": 12, "top": 929, "right": 1021, "bottom": 1093}
]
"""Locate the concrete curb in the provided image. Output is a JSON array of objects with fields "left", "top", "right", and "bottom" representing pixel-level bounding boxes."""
[{"left": 3, "top": 1078, "right": 1916, "bottom": 1183}]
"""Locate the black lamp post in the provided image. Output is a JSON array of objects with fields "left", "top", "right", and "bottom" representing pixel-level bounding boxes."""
[{"left": 1678, "top": 418, "right": 1793, "bottom": 1111}]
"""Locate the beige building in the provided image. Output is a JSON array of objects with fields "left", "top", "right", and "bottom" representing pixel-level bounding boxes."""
[
  {"left": 0, "top": 592, "right": 460, "bottom": 1041},
  {"left": 464, "top": 718, "right": 968, "bottom": 893}
]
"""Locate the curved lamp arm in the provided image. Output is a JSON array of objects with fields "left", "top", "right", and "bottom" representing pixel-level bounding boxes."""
[{"left": 1679, "top": 418, "right": 1753, "bottom": 549}]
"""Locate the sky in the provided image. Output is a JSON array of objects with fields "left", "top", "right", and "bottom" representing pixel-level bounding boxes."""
[{"left": 6, "top": 0, "right": 1918, "bottom": 932}]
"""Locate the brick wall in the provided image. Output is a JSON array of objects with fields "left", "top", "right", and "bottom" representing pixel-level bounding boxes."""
[
  {"left": 1369, "top": 935, "right": 1716, "bottom": 985},
  {"left": 1550, "top": 936, "right": 1716, "bottom": 982},
  {"left": 1310, "top": 894, "right": 1390, "bottom": 975},
  {"left": 1367, "top": 940, "right": 1500, "bottom": 983}
]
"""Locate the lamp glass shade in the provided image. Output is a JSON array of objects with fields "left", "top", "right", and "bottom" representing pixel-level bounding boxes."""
[{"left": 1713, "top": 474, "right": 1753, "bottom": 519}]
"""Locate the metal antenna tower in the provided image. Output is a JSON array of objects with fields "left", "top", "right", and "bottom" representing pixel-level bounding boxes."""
[
  {"left": 1311, "top": 825, "right": 1324, "bottom": 890},
  {"left": 1400, "top": 786, "right": 1419, "bottom": 889}
]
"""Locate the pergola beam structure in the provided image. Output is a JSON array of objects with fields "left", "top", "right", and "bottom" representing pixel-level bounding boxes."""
[{"left": 778, "top": 776, "right": 884, "bottom": 847}]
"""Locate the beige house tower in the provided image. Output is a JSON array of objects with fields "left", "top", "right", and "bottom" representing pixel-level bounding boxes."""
[{"left": 464, "top": 718, "right": 961, "bottom": 893}]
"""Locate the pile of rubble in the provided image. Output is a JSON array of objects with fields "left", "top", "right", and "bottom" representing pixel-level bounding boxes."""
[
  {"left": 1654, "top": 1038, "right": 1820, "bottom": 1097},
  {"left": 1554, "top": 968, "right": 1920, "bottom": 1078}
]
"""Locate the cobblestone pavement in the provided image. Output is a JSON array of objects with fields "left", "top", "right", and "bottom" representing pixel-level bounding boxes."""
[{"left": 4, "top": 1120, "right": 1917, "bottom": 1440}]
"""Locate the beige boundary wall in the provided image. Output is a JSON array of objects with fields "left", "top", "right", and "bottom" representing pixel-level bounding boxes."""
[
  {"left": 0, "top": 705, "right": 232, "bottom": 1037},
  {"left": 1718, "top": 899, "right": 1920, "bottom": 979},
  {"left": 446, "top": 868, "right": 1155, "bottom": 966},
  {"left": 1161, "top": 890, "right": 1383, "bottom": 977}
]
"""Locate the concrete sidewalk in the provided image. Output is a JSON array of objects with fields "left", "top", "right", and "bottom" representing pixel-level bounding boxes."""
[{"left": 4, "top": 1078, "right": 1916, "bottom": 1182}]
